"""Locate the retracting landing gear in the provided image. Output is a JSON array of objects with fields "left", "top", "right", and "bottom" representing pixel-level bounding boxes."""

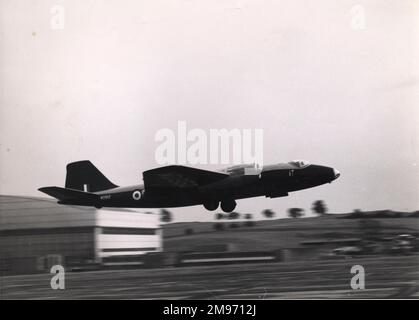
[
  {"left": 203, "top": 201, "right": 219, "bottom": 211},
  {"left": 203, "top": 200, "right": 237, "bottom": 212},
  {"left": 220, "top": 200, "right": 236, "bottom": 213}
]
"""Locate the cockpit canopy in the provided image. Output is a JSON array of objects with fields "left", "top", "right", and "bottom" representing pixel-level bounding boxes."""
[
  {"left": 288, "top": 160, "right": 310, "bottom": 168},
  {"left": 222, "top": 160, "right": 311, "bottom": 175},
  {"left": 222, "top": 164, "right": 255, "bottom": 175}
]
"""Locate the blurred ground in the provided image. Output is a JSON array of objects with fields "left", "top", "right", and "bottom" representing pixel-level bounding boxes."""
[
  {"left": 163, "top": 216, "right": 418, "bottom": 251},
  {"left": 1, "top": 255, "right": 418, "bottom": 299},
  {"left": 2, "top": 214, "right": 418, "bottom": 299}
]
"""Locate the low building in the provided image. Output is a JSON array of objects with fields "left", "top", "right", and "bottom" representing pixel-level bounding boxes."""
[{"left": 0, "top": 195, "right": 162, "bottom": 275}]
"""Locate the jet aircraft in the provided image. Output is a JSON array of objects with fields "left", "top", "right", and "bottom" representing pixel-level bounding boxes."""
[{"left": 39, "top": 160, "right": 340, "bottom": 212}]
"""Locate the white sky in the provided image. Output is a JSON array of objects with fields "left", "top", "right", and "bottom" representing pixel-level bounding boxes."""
[{"left": 1, "top": 0, "right": 418, "bottom": 221}]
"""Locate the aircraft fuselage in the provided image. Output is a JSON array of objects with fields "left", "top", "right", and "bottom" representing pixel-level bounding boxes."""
[{"left": 49, "top": 161, "right": 340, "bottom": 212}]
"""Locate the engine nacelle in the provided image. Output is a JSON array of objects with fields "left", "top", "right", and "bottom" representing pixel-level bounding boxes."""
[{"left": 264, "top": 186, "right": 288, "bottom": 198}]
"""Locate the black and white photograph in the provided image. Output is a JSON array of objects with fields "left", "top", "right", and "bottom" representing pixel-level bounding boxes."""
[{"left": 0, "top": 0, "right": 418, "bottom": 305}]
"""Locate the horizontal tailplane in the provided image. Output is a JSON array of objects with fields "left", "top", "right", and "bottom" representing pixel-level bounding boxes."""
[{"left": 38, "top": 186, "right": 98, "bottom": 205}]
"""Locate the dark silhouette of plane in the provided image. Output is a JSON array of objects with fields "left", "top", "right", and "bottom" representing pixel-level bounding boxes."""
[{"left": 39, "top": 160, "right": 340, "bottom": 213}]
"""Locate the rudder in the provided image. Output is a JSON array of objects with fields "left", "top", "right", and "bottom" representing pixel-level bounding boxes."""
[{"left": 65, "top": 160, "right": 118, "bottom": 192}]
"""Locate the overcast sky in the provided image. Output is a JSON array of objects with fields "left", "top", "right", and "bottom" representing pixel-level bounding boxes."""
[{"left": 1, "top": 0, "right": 418, "bottom": 221}]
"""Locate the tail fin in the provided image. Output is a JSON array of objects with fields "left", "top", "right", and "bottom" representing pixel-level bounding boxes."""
[{"left": 65, "top": 160, "right": 118, "bottom": 192}]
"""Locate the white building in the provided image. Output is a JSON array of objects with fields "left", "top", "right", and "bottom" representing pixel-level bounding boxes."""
[{"left": 0, "top": 195, "right": 162, "bottom": 275}]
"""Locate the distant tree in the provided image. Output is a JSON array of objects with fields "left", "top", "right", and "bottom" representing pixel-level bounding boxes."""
[
  {"left": 392, "top": 211, "right": 402, "bottom": 218},
  {"left": 228, "top": 212, "right": 240, "bottom": 220},
  {"left": 215, "top": 213, "right": 225, "bottom": 220},
  {"left": 288, "top": 208, "right": 304, "bottom": 219},
  {"left": 184, "top": 228, "right": 194, "bottom": 236},
  {"left": 160, "top": 209, "right": 173, "bottom": 223},
  {"left": 312, "top": 200, "right": 328, "bottom": 216},
  {"left": 410, "top": 211, "right": 419, "bottom": 218},
  {"left": 213, "top": 223, "right": 225, "bottom": 231},
  {"left": 243, "top": 214, "right": 256, "bottom": 227},
  {"left": 350, "top": 209, "right": 364, "bottom": 218},
  {"left": 262, "top": 209, "right": 275, "bottom": 219}
]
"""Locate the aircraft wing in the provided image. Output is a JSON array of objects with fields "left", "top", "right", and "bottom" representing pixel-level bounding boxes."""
[{"left": 143, "top": 165, "right": 228, "bottom": 189}]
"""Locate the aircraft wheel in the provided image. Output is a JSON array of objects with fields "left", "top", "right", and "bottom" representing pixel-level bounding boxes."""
[
  {"left": 220, "top": 200, "right": 236, "bottom": 213},
  {"left": 203, "top": 201, "right": 219, "bottom": 211}
]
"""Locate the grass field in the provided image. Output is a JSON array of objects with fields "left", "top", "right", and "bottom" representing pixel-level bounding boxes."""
[{"left": 163, "top": 215, "right": 419, "bottom": 252}]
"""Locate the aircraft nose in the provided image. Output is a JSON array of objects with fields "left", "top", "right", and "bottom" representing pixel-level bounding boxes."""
[{"left": 333, "top": 168, "right": 340, "bottom": 180}]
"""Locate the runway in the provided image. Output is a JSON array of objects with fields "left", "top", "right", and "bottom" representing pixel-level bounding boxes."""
[{"left": 1, "top": 255, "right": 418, "bottom": 299}]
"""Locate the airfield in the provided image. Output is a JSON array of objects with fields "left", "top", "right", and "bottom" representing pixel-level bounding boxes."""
[
  {"left": 2, "top": 255, "right": 418, "bottom": 299},
  {"left": 2, "top": 213, "right": 419, "bottom": 299}
]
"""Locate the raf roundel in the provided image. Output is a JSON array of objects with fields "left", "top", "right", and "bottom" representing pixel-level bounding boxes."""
[{"left": 132, "top": 190, "right": 142, "bottom": 201}]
